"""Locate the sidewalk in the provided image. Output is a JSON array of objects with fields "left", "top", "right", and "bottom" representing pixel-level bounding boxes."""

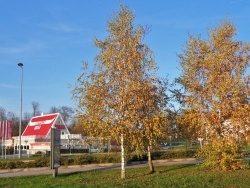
[{"left": 0, "top": 158, "right": 200, "bottom": 178}]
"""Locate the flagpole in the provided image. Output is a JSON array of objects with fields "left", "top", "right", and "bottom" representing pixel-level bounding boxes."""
[
  {"left": 4, "top": 120, "right": 6, "bottom": 159},
  {"left": 1, "top": 121, "right": 3, "bottom": 159}
]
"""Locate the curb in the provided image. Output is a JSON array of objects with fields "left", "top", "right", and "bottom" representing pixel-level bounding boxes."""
[
  {"left": 60, "top": 163, "right": 120, "bottom": 169},
  {"left": 0, "top": 167, "right": 49, "bottom": 173}
]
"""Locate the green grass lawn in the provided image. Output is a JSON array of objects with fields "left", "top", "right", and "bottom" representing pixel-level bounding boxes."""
[{"left": 0, "top": 164, "right": 249, "bottom": 188}]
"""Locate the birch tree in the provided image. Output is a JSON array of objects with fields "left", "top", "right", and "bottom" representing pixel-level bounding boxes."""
[
  {"left": 72, "top": 5, "right": 168, "bottom": 178},
  {"left": 177, "top": 20, "right": 250, "bottom": 170}
]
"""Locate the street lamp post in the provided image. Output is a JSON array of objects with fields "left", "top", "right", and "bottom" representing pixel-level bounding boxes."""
[{"left": 17, "top": 63, "right": 23, "bottom": 159}]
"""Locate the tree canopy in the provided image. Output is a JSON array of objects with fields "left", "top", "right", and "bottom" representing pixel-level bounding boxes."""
[
  {"left": 72, "top": 5, "right": 168, "bottom": 177},
  {"left": 177, "top": 20, "right": 250, "bottom": 170}
]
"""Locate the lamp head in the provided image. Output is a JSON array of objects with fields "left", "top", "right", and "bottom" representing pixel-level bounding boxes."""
[{"left": 17, "top": 63, "right": 23, "bottom": 67}]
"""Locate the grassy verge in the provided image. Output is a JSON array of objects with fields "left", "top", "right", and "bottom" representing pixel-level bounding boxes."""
[{"left": 0, "top": 164, "right": 250, "bottom": 188}]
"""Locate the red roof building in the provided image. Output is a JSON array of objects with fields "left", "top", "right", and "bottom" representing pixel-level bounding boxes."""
[
  {"left": 12, "top": 113, "right": 73, "bottom": 155},
  {"left": 22, "top": 113, "right": 70, "bottom": 138}
]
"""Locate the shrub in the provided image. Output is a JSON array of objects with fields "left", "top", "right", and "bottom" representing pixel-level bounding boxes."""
[
  {"left": 25, "top": 161, "right": 37, "bottom": 168},
  {"left": 151, "top": 150, "right": 196, "bottom": 160},
  {"left": 74, "top": 155, "right": 86, "bottom": 165},
  {"left": 60, "top": 153, "right": 122, "bottom": 166},
  {"left": 34, "top": 157, "right": 50, "bottom": 167},
  {"left": 61, "top": 157, "right": 75, "bottom": 166},
  {"left": 198, "top": 139, "right": 248, "bottom": 170},
  {"left": 0, "top": 160, "right": 25, "bottom": 169},
  {"left": 5, "top": 161, "right": 16, "bottom": 169},
  {"left": 94, "top": 154, "right": 120, "bottom": 163}
]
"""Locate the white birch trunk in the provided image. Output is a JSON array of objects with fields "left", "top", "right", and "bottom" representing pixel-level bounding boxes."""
[
  {"left": 147, "top": 145, "right": 155, "bottom": 173},
  {"left": 121, "top": 133, "right": 125, "bottom": 179}
]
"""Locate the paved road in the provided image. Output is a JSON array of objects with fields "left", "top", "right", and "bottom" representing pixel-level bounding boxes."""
[{"left": 0, "top": 158, "right": 200, "bottom": 178}]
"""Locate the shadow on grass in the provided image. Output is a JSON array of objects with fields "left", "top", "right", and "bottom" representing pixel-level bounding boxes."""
[
  {"left": 56, "top": 163, "right": 197, "bottom": 179},
  {"left": 156, "top": 163, "right": 195, "bottom": 174},
  {"left": 57, "top": 171, "right": 87, "bottom": 177},
  {"left": 125, "top": 164, "right": 197, "bottom": 180},
  {"left": 57, "top": 165, "right": 121, "bottom": 177}
]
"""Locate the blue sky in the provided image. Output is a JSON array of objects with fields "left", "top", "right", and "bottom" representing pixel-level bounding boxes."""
[{"left": 0, "top": 0, "right": 250, "bottom": 115}]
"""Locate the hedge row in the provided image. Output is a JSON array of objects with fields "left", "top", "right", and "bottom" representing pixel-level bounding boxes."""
[
  {"left": 151, "top": 149, "right": 197, "bottom": 160},
  {"left": 0, "top": 157, "right": 50, "bottom": 169},
  {"left": 61, "top": 153, "right": 121, "bottom": 166},
  {"left": 0, "top": 150, "right": 197, "bottom": 170}
]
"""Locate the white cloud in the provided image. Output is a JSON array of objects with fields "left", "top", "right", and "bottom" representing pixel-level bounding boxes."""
[
  {"left": 0, "top": 83, "right": 18, "bottom": 89},
  {"left": 0, "top": 40, "right": 45, "bottom": 55},
  {"left": 39, "top": 22, "right": 85, "bottom": 33}
]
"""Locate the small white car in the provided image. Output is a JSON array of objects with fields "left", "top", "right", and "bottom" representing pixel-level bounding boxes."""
[{"left": 89, "top": 147, "right": 100, "bottom": 153}]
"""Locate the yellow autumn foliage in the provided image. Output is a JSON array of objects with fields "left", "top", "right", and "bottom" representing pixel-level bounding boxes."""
[
  {"left": 178, "top": 20, "right": 250, "bottom": 170},
  {"left": 72, "top": 5, "right": 168, "bottom": 160}
]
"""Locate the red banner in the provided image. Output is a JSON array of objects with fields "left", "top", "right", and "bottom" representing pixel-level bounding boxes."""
[{"left": 0, "top": 120, "right": 13, "bottom": 140}]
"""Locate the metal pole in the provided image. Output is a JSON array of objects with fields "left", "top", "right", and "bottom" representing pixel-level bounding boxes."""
[
  {"left": 4, "top": 120, "right": 6, "bottom": 159},
  {"left": 1, "top": 144, "right": 3, "bottom": 159},
  {"left": 3, "top": 120, "right": 8, "bottom": 159},
  {"left": 1, "top": 121, "right": 3, "bottom": 159},
  {"left": 13, "top": 142, "right": 15, "bottom": 159},
  {"left": 4, "top": 140, "right": 6, "bottom": 159},
  {"left": 18, "top": 63, "right": 23, "bottom": 159}
]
